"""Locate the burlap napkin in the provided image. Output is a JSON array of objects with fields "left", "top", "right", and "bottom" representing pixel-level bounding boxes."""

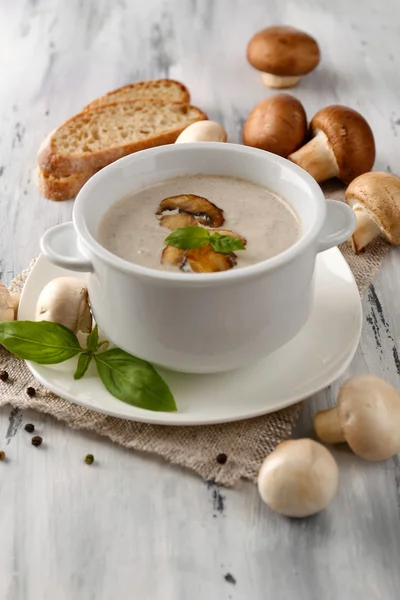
[{"left": 0, "top": 186, "right": 389, "bottom": 486}]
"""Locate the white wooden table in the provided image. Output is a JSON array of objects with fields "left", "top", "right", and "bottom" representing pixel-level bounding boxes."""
[{"left": 1, "top": 1, "right": 400, "bottom": 598}]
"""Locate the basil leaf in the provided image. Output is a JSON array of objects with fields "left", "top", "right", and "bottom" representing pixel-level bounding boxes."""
[
  {"left": 210, "top": 233, "right": 246, "bottom": 253},
  {"left": 0, "top": 321, "right": 82, "bottom": 364},
  {"left": 86, "top": 324, "right": 99, "bottom": 352},
  {"left": 165, "top": 226, "right": 210, "bottom": 250},
  {"left": 74, "top": 352, "right": 92, "bottom": 380},
  {"left": 94, "top": 348, "right": 176, "bottom": 412}
]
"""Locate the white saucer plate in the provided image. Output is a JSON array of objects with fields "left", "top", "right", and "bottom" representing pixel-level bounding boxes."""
[{"left": 18, "top": 251, "right": 362, "bottom": 426}]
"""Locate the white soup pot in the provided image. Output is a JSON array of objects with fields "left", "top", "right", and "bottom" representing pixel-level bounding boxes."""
[{"left": 41, "top": 143, "right": 355, "bottom": 373}]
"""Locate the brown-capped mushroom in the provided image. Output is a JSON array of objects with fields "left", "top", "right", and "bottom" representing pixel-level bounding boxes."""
[
  {"left": 187, "top": 245, "right": 237, "bottom": 273},
  {"left": 175, "top": 121, "right": 227, "bottom": 143},
  {"left": 257, "top": 439, "right": 339, "bottom": 517},
  {"left": 243, "top": 94, "right": 308, "bottom": 157},
  {"left": 161, "top": 244, "right": 235, "bottom": 272},
  {"left": 159, "top": 213, "right": 198, "bottom": 230},
  {"left": 247, "top": 26, "right": 320, "bottom": 89},
  {"left": 36, "top": 277, "right": 92, "bottom": 334},
  {"left": 156, "top": 194, "right": 224, "bottom": 228},
  {"left": 345, "top": 171, "right": 400, "bottom": 253},
  {"left": 0, "top": 283, "right": 15, "bottom": 322},
  {"left": 314, "top": 375, "right": 400, "bottom": 461},
  {"left": 288, "top": 105, "right": 375, "bottom": 184},
  {"left": 187, "top": 229, "right": 246, "bottom": 272},
  {"left": 161, "top": 229, "right": 245, "bottom": 272}
]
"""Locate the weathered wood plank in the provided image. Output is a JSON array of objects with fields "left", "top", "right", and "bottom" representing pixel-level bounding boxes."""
[{"left": 0, "top": 0, "right": 400, "bottom": 598}]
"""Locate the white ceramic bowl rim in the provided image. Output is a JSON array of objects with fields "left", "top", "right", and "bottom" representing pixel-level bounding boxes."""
[{"left": 72, "top": 142, "right": 326, "bottom": 284}]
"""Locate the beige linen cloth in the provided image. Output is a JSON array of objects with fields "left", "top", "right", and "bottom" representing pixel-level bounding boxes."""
[{"left": 0, "top": 185, "right": 389, "bottom": 485}]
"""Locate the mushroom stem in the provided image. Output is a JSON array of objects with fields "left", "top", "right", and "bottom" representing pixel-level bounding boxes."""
[
  {"left": 289, "top": 130, "right": 339, "bottom": 182},
  {"left": 261, "top": 73, "right": 301, "bottom": 89},
  {"left": 0, "top": 283, "right": 15, "bottom": 322},
  {"left": 314, "top": 407, "right": 346, "bottom": 444},
  {"left": 351, "top": 206, "right": 381, "bottom": 253},
  {"left": 10, "top": 293, "right": 20, "bottom": 319}
]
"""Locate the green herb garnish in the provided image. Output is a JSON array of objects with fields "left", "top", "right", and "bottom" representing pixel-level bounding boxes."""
[
  {"left": 165, "top": 227, "right": 246, "bottom": 253},
  {"left": 0, "top": 322, "right": 176, "bottom": 413},
  {"left": 94, "top": 348, "right": 175, "bottom": 412},
  {"left": 0, "top": 320, "right": 81, "bottom": 364}
]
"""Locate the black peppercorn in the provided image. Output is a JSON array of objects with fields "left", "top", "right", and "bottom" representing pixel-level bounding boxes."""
[
  {"left": 26, "top": 387, "right": 36, "bottom": 397},
  {"left": 24, "top": 423, "right": 35, "bottom": 433},
  {"left": 84, "top": 454, "right": 94, "bottom": 465},
  {"left": 31, "top": 436, "right": 42, "bottom": 447},
  {"left": 0, "top": 370, "right": 9, "bottom": 382},
  {"left": 0, "top": 450, "right": 6, "bottom": 461},
  {"left": 216, "top": 453, "right": 228, "bottom": 465},
  {"left": 224, "top": 573, "right": 236, "bottom": 585}
]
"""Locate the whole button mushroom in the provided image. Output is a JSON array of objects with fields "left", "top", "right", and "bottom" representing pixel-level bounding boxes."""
[
  {"left": 257, "top": 439, "right": 339, "bottom": 518},
  {"left": 345, "top": 171, "right": 400, "bottom": 253},
  {"left": 314, "top": 375, "right": 400, "bottom": 461},
  {"left": 243, "top": 94, "right": 308, "bottom": 157},
  {"left": 288, "top": 105, "right": 375, "bottom": 184},
  {"left": 175, "top": 121, "right": 227, "bottom": 143},
  {"left": 247, "top": 26, "right": 320, "bottom": 89},
  {"left": 36, "top": 277, "right": 92, "bottom": 334}
]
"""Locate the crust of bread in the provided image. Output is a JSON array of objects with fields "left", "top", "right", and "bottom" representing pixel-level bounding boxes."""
[
  {"left": 37, "top": 100, "right": 207, "bottom": 177},
  {"left": 36, "top": 167, "right": 95, "bottom": 201},
  {"left": 83, "top": 79, "right": 190, "bottom": 110}
]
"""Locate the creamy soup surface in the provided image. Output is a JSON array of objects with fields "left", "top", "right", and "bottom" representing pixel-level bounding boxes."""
[{"left": 98, "top": 175, "right": 300, "bottom": 272}]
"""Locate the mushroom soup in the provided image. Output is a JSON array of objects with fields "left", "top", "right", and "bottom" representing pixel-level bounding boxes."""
[{"left": 98, "top": 175, "right": 300, "bottom": 273}]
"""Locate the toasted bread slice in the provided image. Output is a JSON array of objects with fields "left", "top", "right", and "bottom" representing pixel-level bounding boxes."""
[
  {"left": 84, "top": 79, "right": 190, "bottom": 110},
  {"left": 36, "top": 167, "right": 95, "bottom": 201},
  {"left": 38, "top": 100, "right": 207, "bottom": 177}
]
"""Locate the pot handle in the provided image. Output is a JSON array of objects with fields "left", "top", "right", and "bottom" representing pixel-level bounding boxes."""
[
  {"left": 40, "top": 222, "right": 93, "bottom": 272},
  {"left": 317, "top": 200, "right": 356, "bottom": 253}
]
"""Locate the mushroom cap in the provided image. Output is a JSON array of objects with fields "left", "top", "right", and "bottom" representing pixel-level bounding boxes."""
[
  {"left": 175, "top": 121, "right": 227, "bottom": 143},
  {"left": 257, "top": 439, "right": 338, "bottom": 517},
  {"left": 247, "top": 26, "right": 320, "bottom": 76},
  {"left": 311, "top": 106, "right": 375, "bottom": 184},
  {"left": 345, "top": 171, "right": 400, "bottom": 245},
  {"left": 338, "top": 375, "right": 400, "bottom": 461},
  {"left": 243, "top": 93, "right": 308, "bottom": 157}
]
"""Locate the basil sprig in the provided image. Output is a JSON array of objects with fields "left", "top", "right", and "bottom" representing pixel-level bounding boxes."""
[
  {"left": 165, "top": 226, "right": 246, "bottom": 253},
  {"left": 0, "top": 322, "right": 176, "bottom": 412}
]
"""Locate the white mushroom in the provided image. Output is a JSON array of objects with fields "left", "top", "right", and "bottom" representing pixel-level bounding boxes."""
[
  {"left": 36, "top": 277, "right": 92, "bottom": 334},
  {"left": 345, "top": 171, "right": 400, "bottom": 253},
  {"left": 175, "top": 121, "right": 227, "bottom": 143},
  {"left": 314, "top": 375, "right": 400, "bottom": 461},
  {"left": 257, "top": 439, "right": 339, "bottom": 518},
  {"left": 0, "top": 283, "right": 15, "bottom": 322}
]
